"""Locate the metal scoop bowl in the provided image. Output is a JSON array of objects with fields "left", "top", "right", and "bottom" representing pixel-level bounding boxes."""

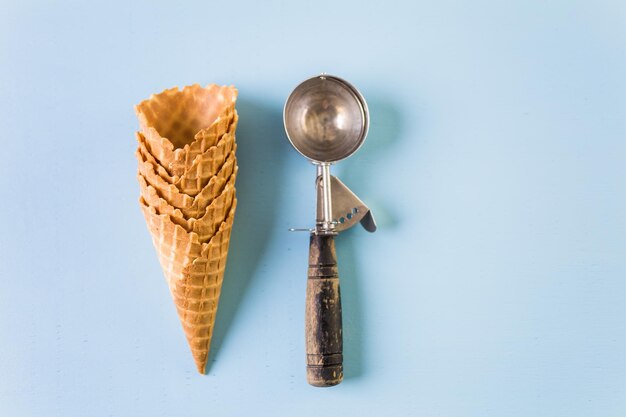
[
  {"left": 284, "top": 75, "right": 375, "bottom": 387},
  {"left": 284, "top": 74, "right": 369, "bottom": 164}
]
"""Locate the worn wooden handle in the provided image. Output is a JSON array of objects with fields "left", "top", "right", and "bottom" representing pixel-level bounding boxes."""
[{"left": 305, "top": 233, "right": 343, "bottom": 387}]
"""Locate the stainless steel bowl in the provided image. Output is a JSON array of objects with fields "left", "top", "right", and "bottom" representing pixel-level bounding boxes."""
[{"left": 283, "top": 74, "right": 369, "bottom": 163}]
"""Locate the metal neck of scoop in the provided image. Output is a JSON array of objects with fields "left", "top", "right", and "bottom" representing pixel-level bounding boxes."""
[{"left": 316, "top": 163, "right": 336, "bottom": 234}]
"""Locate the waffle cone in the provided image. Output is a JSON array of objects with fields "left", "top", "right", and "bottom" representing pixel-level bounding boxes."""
[
  {"left": 140, "top": 196, "right": 238, "bottom": 373},
  {"left": 137, "top": 150, "right": 237, "bottom": 219},
  {"left": 135, "top": 83, "right": 240, "bottom": 374},
  {"left": 170, "top": 108, "right": 237, "bottom": 177},
  {"left": 136, "top": 112, "right": 237, "bottom": 185},
  {"left": 135, "top": 84, "right": 237, "bottom": 176},
  {"left": 136, "top": 115, "right": 237, "bottom": 196},
  {"left": 139, "top": 169, "right": 238, "bottom": 243}
]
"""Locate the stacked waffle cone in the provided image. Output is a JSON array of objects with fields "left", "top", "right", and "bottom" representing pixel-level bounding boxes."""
[{"left": 134, "top": 84, "right": 239, "bottom": 374}]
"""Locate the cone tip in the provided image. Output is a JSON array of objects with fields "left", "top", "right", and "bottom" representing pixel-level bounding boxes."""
[{"left": 195, "top": 359, "right": 207, "bottom": 375}]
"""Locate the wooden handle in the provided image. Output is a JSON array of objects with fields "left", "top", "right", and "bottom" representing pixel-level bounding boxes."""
[{"left": 305, "top": 233, "right": 343, "bottom": 387}]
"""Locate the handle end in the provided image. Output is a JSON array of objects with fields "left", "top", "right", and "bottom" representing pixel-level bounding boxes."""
[{"left": 307, "top": 363, "right": 343, "bottom": 387}]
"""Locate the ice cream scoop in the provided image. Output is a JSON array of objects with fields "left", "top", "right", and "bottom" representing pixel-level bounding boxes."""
[{"left": 284, "top": 74, "right": 376, "bottom": 387}]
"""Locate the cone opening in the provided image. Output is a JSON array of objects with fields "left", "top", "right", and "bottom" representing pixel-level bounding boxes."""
[{"left": 137, "top": 84, "right": 238, "bottom": 150}]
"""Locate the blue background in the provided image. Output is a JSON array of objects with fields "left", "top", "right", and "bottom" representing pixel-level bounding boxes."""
[{"left": 1, "top": 0, "right": 625, "bottom": 416}]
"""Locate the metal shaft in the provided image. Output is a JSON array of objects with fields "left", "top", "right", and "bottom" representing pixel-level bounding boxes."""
[{"left": 317, "top": 163, "right": 334, "bottom": 233}]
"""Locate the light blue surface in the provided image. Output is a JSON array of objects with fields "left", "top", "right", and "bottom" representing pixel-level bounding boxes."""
[{"left": 1, "top": 0, "right": 625, "bottom": 415}]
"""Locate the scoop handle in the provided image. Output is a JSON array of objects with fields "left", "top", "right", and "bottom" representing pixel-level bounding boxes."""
[{"left": 305, "top": 233, "right": 343, "bottom": 387}]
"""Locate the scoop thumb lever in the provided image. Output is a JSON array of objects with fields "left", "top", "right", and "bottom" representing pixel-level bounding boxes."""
[{"left": 316, "top": 175, "right": 377, "bottom": 233}]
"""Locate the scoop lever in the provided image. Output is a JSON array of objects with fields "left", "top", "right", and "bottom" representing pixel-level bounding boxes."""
[{"left": 316, "top": 175, "right": 376, "bottom": 233}]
